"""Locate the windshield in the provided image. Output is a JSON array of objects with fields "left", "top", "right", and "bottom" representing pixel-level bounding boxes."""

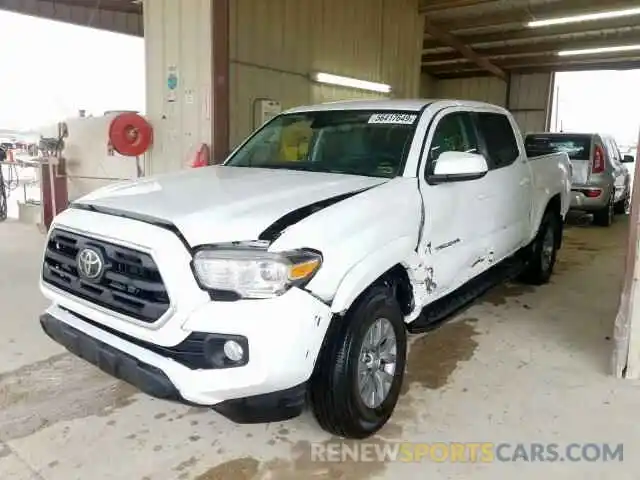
[
  {"left": 524, "top": 134, "right": 592, "bottom": 160},
  {"left": 224, "top": 110, "right": 420, "bottom": 178}
]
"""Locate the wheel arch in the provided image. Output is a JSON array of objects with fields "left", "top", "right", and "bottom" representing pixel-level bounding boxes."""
[
  {"left": 329, "top": 236, "right": 418, "bottom": 317},
  {"left": 545, "top": 193, "right": 563, "bottom": 249},
  {"left": 533, "top": 193, "right": 563, "bottom": 250}
]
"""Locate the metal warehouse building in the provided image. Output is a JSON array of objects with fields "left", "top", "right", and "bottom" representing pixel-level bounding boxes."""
[{"left": 1, "top": 1, "right": 640, "bottom": 478}]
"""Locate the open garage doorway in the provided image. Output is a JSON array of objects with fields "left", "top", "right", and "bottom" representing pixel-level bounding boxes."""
[
  {"left": 550, "top": 70, "right": 640, "bottom": 156},
  {"left": 547, "top": 68, "right": 640, "bottom": 377},
  {"left": 0, "top": 10, "right": 144, "bottom": 222},
  {"left": 548, "top": 69, "right": 638, "bottom": 205}
]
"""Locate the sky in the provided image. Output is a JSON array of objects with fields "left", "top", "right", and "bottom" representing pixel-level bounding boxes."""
[
  {"left": 0, "top": 11, "right": 144, "bottom": 132},
  {"left": 552, "top": 70, "right": 640, "bottom": 145}
]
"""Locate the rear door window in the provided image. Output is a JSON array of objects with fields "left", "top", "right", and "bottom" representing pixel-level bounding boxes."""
[
  {"left": 525, "top": 134, "right": 592, "bottom": 160},
  {"left": 475, "top": 112, "right": 520, "bottom": 169},
  {"left": 603, "top": 137, "right": 622, "bottom": 167}
]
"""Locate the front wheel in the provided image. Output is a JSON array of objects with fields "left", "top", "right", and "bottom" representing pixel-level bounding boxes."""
[
  {"left": 520, "top": 210, "right": 559, "bottom": 285},
  {"left": 309, "top": 285, "right": 407, "bottom": 439}
]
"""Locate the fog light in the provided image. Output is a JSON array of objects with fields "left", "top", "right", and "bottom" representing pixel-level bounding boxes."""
[{"left": 223, "top": 340, "right": 244, "bottom": 362}]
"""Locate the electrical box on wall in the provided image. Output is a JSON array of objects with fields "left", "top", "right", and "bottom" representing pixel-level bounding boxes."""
[{"left": 254, "top": 99, "right": 281, "bottom": 129}]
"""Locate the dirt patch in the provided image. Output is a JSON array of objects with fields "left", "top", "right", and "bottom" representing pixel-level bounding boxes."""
[
  {"left": 184, "top": 306, "right": 481, "bottom": 479},
  {"left": 195, "top": 457, "right": 260, "bottom": 480},
  {"left": 555, "top": 218, "right": 628, "bottom": 274},
  {"left": 481, "top": 283, "right": 534, "bottom": 306},
  {"left": 258, "top": 438, "right": 386, "bottom": 480},
  {"left": 401, "top": 318, "right": 479, "bottom": 395},
  {"left": 174, "top": 456, "right": 199, "bottom": 473},
  {"left": 0, "top": 442, "right": 11, "bottom": 459},
  {"left": 0, "top": 353, "right": 138, "bottom": 441}
]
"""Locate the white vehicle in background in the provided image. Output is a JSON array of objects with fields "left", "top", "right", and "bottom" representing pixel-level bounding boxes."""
[{"left": 39, "top": 99, "right": 571, "bottom": 439}]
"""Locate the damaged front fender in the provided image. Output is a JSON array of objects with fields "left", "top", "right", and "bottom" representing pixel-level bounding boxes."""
[{"left": 329, "top": 237, "right": 435, "bottom": 321}]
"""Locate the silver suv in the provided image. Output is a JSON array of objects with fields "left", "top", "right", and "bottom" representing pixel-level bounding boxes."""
[{"left": 525, "top": 132, "right": 633, "bottom": 226}]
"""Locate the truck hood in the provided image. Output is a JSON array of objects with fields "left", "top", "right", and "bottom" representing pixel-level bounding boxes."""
[{"left": 74, "top": 166, "right": 388, "bottom": 246}]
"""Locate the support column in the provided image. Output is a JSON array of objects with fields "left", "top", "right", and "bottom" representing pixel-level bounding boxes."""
[
  {"left": 612, "top": 131, "right": 640, "bottom": 378},
  {"left": 143, "top": 0, "right": 213, "bottom": 174},
  {"left": 211, "top": 0, "right": 230, "bottom": 163}
]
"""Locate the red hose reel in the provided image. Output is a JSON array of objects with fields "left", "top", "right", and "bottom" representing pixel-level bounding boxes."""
[
  {"left": 107, "top": 112, "right": 210, "bottom": 169},
  {"left": 108, "top": 112, "right": 153, "bottom": 157}
]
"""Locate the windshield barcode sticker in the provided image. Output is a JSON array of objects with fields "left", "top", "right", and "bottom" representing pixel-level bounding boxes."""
[{"left": 368, "top": 113, "right": 417, "bottom": 125}]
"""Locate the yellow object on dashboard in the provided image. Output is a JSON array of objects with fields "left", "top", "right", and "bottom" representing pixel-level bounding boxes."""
[{"left": 280, "top": 122, "right": 312, "bottom": 161}]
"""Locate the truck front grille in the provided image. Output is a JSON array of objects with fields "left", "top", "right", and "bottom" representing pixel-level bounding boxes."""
[{"left": 42, "top": 229, "right": 170, "bottom": 323}]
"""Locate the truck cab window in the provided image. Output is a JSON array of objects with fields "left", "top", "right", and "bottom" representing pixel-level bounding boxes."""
[
  {"left": 428, "top": 112, "right": 478, "bottom": 175},
  {"left": 226, "top": 110, "right": 418, "bottom": 178},
  {"left": 476, "top": 112, "right": 519, "bottom": 169}
]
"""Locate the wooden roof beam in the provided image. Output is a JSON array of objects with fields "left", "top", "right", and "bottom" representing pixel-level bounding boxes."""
[
  {"left": 431, "top": 0, "right": 640, "bottom": 33},
  {"left": 40, "top": 0, "right": 141, "bottom": 14},
  {"left": 430, "top": 60, "right": 640, "bottom": 78},
  {"left": 426, "top": 52, "right": 640, "bottom": 77},
  {"left": 419, "top": 0, "right": 496, "bottom": 13},
  {"left": 422, "top": 30, "right": 640, "bottom": 64},
  {"left": 422, "top": 17, "right": 507, "bottom": 81},
  {"left": 423, "top": 17, "right": 640, "bottom": 51}
]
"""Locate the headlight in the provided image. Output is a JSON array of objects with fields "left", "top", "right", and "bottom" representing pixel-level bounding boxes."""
[{"left": 192, "top": 246, "right": 322, "bottom": 299}]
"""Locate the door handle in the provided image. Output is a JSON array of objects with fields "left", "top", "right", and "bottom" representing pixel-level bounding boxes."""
[{"left": 520, "top": 178, "right": 531, "bottom": 186}]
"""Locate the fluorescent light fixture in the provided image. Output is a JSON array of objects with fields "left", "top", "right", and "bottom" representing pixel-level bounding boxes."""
[
  {"left": 311, "top": 72, "right": 392, "bottom": 93},
  {"left": 558, "top": 44, "right": 640, "bottom": 56},
  {"left": 528, "top": 7, "right": 640, "bottom": 28}
]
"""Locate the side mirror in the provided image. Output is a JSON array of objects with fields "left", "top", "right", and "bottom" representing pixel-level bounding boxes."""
[
  {"left": 622, "top": 155, "right": 635, "bottom": 163},
  {"left": 429, "top": 151, "right": 489, "bottom": 183}
]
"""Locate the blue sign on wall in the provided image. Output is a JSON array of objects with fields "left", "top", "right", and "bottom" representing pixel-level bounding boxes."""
[{"left": 167, "top": 72, "right": 178, "bottom": 90}]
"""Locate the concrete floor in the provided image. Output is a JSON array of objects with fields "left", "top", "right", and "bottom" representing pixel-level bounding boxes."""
[{"left": 1, "top": 215, "right": 639, "bottom": 479}]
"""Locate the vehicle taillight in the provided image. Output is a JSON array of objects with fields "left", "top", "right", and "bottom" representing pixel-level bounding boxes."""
[
  {"left": 584, "top": 189, "right": 602, "bottom": 198},
  {"left": 592, "top": 145, "right": 605, "bottom": 174}
]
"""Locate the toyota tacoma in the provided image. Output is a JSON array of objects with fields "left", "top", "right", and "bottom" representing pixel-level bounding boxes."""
[{"left": 39, "top": 99, "right": 571, "bottom": 439}]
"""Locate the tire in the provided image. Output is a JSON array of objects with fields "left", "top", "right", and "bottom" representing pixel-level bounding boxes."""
[
  {"left": 593, "top": 193, "right": 614, "bottom": 227},
  {"left": 614, "top": 191, "right": 630, "bottom": 215},
  {"left": 520, "top": 209, "right": 559, "bottom": 285},
  {"left": 309, "top": 284, "right": 407, "bottom": 439}
]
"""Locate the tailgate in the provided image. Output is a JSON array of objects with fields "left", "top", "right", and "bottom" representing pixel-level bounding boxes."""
[
  {"left": 525, "top": 133, "right": 592, "bottom": 185},
  {"left": 569, "top": 159, "right": 591, "bottom": 185}
]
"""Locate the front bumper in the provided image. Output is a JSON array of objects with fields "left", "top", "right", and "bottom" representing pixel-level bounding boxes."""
[
  {"left": 40, "top": 287, "right": 333, "bottom": 422},
  {"left": 39, "top": 209, "right": 335, "bottom": 423}
]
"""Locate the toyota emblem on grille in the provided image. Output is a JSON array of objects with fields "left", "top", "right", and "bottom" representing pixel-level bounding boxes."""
[{"left": 77, "top": 248, "right": 104, "bottom": 280}]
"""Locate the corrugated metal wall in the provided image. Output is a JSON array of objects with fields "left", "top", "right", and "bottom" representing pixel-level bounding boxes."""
[
  {"left": 144, "top": 0, "right": 422, "bottom": 173},
  {"left": 420, "top": 72, "right": 553, "bottom": 134},
  {"left": 229, "top": 0, "right": 423, "bottom": 147},
  {"left": 144, "top": 0, "right": 212, "bottom": 174},
  {"left": 508, "top": 73, "right": 554, "bottom": 135},
  {"left": 430, "top": 76, "right": 508, "bottom": 106}
]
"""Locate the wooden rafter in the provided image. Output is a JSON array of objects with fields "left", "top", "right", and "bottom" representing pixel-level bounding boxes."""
[{"left": 422, "top": 17, "right": 507, "bottom": 80}]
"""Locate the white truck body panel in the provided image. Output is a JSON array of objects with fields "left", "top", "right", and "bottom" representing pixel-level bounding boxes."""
[
  {"left": 39, "top": 99, "right": 571, "bottom": 416},
  {"left": 77, "top": 167, "right": 388, "bottom": 247}
]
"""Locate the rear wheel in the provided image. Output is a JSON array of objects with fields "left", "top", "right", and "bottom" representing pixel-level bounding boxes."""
[
  {"left": 309, "top": 285, "right": 407, "bottom": 439},
  {"left": 614, "top": 191, "right": 630, "bottom": 215},
  {"left": 520, "top": 210, "right": 559, "bottom": 285},
  {"left": 593, "top": 193, "right": 614, "bottom": 226}
]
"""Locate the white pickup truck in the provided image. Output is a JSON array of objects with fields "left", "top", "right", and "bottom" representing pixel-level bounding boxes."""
[{"left": 39, "top": 99, "right": 571, "bottom": 439}]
